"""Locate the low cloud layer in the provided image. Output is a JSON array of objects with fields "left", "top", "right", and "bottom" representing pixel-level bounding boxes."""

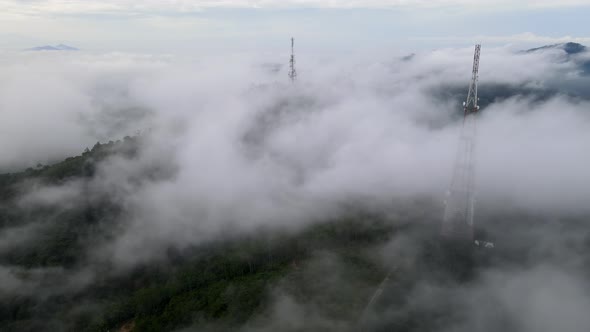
[
  {"left": 1, "top": 44, "right": 590, "bottom": 265},
  {"left": 0, "top": 42, "right": 589, "bottom": 332}
]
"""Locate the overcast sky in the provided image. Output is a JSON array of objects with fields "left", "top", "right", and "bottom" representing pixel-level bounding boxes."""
[{"left": 1, "top": 0, "right": 589, "bottom": 52}]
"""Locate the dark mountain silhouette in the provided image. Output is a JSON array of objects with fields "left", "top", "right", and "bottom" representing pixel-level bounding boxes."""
[
  {"left": 524, "top": 42, "right": 586, "bottom": 55},
  {"left": 26, "top": 44, "right": 79, "bottom": 51}
]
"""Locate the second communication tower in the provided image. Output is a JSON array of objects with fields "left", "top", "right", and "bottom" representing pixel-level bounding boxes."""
[{"left": 289, "top": 37, "right": 297, "bottom": 83}]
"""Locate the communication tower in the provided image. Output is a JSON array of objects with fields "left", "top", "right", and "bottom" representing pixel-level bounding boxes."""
[
  {"left": 441, "top": 44, "right": 481, "bottom": 241},
  {"left": 289, "top": 37, "right": 297, "bottom": 82}
]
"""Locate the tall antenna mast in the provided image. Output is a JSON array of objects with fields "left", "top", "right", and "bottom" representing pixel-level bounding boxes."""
[
  {"left": 441, "top": 44, "right": 481, "bottom": 242},
  {"left": 464, "top": 44, "right": 481, "bottom": 116},
  {"left": 289, "top": 37, "right": 297, "bottom": 83}
]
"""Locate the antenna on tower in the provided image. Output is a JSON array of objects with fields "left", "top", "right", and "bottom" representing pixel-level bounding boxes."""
[
  {"left": 289, "top": 37, "right": 297, "bottom": 83},
  {"left": 441, "top": 44, "right": 482, "bottom": 242},
  {"left": 463, "top": 44, "right": 481, "bottom": 116}
]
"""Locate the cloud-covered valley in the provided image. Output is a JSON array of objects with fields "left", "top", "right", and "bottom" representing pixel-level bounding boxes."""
[
  {"left": 0, "top": 43, "right": 589, "bottom": 331},
  {"left": 2, "top": 46, "right": 590, "bottom": 254}
]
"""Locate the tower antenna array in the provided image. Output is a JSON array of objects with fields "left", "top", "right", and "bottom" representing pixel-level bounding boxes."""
[
  {"left": 441, "top": 44, "right": 481, "bottom": 242},
  {"left": 289, "top": 37, "right": 297, "bottom": 82},
  {"left": 464, "top": 44, "right": 481, "bottom": 116}
]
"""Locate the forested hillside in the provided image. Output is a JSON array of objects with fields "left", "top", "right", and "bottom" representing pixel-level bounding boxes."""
[
  {"left": 1, "top": 137, "right": 589, "bottom": 332},
  {"left": 0, "top": 138, "right": 408, "bottom": 331}
]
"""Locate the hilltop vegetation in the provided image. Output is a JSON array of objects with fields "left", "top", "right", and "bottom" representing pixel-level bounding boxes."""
[
  {"left": 0, "top": 139, "right": 403, "bottom": 331},
  {"left": 1, "top": 135, "right": 589, "bottom": 332}
]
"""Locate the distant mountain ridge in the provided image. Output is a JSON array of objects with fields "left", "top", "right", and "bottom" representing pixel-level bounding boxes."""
[
  {"left": 523, "top": 42, "right": 590, "bottom": 76},
  {"left": 26, "top": 44, "right": 79, "bottom": 51},
  {"left": 524, "top": 42, "right": 586, "bottom": 55}
]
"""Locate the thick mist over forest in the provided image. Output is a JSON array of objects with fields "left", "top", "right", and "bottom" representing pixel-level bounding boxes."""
[{"left": 0, "top": 43, "right": 589, "bottom": 331}]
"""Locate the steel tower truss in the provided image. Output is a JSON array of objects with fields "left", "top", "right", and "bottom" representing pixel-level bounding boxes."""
[
  {"left": 441, "top": 44, "right": 481, "bottom": 241},
  {"left": 289, "top": 37, "right": 297, "bottom": 82}
]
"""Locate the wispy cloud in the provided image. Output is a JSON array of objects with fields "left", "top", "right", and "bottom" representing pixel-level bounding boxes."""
[
  {"left": 411, "top": 32, "right": 590, "bottom": 45},
  {"left": 2, "top": 0, "right": 590, "bottom": 17}
]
